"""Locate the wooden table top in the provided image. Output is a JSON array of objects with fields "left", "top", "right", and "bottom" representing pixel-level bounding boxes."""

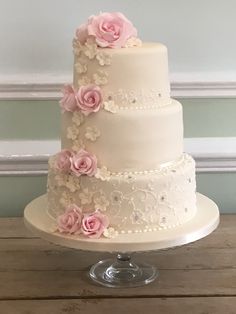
[{"left": 0, "top": 215, "right": 235, "bottom": 314}]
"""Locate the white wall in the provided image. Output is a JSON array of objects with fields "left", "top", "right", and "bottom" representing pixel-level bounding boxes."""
[{"left": 1, "top": 0, "right": 236, "bottom": 78}]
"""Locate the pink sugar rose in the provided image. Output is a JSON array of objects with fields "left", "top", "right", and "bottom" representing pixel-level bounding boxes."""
[
  {"left": 76, "top": 23, "right": 88, "bottom": 44},
  {"left": 60, "top": 85, "right": 78, "bottom": 113},
  {"left": 57, "top": 204, "right": 82, "bottom": 234},
  {"left": 81, "top": 211, "right": 109, "bottom": 238},
  {"left": 70, "top": 149, "right": 97, "bottom": 177},
  {"left": 87, "top": 12, "right": 137, "bottom": 48},
  {"left": 76, "top": 12, "right": 137, "bottom": 48},
  {"left": 55, "top": 149, "right": 73, "bottom": 172},
  {"left": 77, "top": 85, "right": 103, "bottom": 115}
]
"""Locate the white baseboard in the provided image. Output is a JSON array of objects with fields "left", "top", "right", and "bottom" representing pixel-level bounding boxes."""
[
  {"left": 0, "top": 138, "right": 236, "bottom": 176},
  {"left": 0, "top": 72, "right": 236, "bottom": 99}
]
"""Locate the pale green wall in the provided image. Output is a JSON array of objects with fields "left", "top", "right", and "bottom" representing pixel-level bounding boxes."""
[
  {"left": 196, "top": 173, "right": 236, "bottom": 214},
  {"left": 0, "top": 176, "right": 47, "bottom": 217},
  {"left": 0, "top": 100, "right": 60, "bottom": 140},
  {"left": 181, "top": 98, "right": 236, "bottom": 137},
  {"left": 1, "top": 98, "right": 236, "bottom": 140}
]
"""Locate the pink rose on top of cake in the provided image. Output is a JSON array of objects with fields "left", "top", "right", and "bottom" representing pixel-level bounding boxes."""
[
  {"left": 70, "top": 149, "right": 97, "bottom": 177},
  {"left": 55, "top": 149, "right": 73, "bottom": 172},
  {"left": 77, "top": 85, "right": 103, "bottom": 115},
  {"left": 57, "top": 204, "right": 82, "bottom": 234},
  {"left": 76, "top": 12, "right": 137, "bottom": 48},
  {"left": 60, "top": 85, "right": 78, "bottom": 113},
  {"left": 81, "top": 211, "right": 109, "bottom": 238}
]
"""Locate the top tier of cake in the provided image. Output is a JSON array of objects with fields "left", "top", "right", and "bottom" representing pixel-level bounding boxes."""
[
  {"left": 73, "top": 42, "right": 170, "bottom": 109},
  {"left": 60, "top": 12, "right": 183, "bottom": 173}
]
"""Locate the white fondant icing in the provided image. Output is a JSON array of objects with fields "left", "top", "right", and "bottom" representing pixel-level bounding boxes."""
[
  {"left": 61, "top": 99, "right": 183, "bottom": 172},
  {"left": 46, "top": 37, "right": 198, "bottom": 238},
  {"left": 74, "top": 42, "right": 170, "bottom": 108},
  {"left": 47, "top": 153, "right": 196, "bottom": 234}
]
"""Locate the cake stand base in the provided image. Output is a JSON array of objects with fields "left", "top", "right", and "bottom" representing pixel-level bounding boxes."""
[
  {"left": 89, "top": 253, "right": 158, "bottom": 288},
  {"left": 24, "top": 192, "right": 219, "bottom": 287}
]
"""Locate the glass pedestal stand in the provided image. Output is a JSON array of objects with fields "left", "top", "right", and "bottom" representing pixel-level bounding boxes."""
[
  {"left": 23, "top": 193, "right": 220, "bottom": 289},
  {"left": 89, "top": 252, "right": 158, "bottom": 288}
]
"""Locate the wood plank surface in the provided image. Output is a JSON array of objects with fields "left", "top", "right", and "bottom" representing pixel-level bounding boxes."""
[
  {"left": 0, "top": 215, "right": 235, "bottom": 313},
  {"left": 1, "top": 297, "right": 236, "bottom": 314},
  {"left": 0, "top": 268, "right": 235, "bottom": 299},
  {"left": 0, "top": 218, "right": 35, "bottom": 238},
  {"left": 0, "top": 239, "right": 235, "bottom": 271}
]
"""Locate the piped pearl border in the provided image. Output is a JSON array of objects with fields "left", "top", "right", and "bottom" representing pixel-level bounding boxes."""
[
  {"left": 117, "top": 99, "right": 172, "bottom": 110},
  {"left": 47, "top": 208, "right": 195, "bottom": 236},
  {"left": 110, "top": 155, "right": 186, "bottom": 177}
]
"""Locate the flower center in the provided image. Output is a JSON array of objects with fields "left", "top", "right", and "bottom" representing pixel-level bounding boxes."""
[
  {"left": 80, "top": 160, "right": 87, "bottom": 168},
  {"left": 87, "top": 96, "right": 95, "bottom": 104}
]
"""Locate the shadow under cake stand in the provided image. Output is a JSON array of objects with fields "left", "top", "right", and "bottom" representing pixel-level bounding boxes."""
[{"left": 24, "top": 192, "right": 219, "bottom": 288}]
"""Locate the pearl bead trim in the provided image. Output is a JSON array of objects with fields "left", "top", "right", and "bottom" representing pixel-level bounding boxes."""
[
  {"left": 110, "top": 155, "right": 185, "bottom": 176},
  {"left": 118, "top": 220, "right": 186, "bottom": 235},
  {"left": 117, "top": 101, "right": 172, "bottom": 110}
]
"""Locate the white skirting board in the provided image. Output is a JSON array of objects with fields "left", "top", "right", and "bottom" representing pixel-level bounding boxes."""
[
  {"left": 1, "top": 72, "right": 236, "bottom": 99},
  {"left": 0, "top": 138, "right": 236, "bottom": 176}
]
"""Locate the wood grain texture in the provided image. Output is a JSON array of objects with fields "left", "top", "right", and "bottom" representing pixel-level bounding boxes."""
[
  {"left": 0, "top": 218, "right": 35, "bottom": 238},
  {"left": 0, "top": 239, "right": 235, "bottom": 271},
  {"left": 0, "top": 268, "right": 236, "bottom": 299},
  {"left": 1, "top": 298, "right": 236, "bottom": 314},
  {"left": 0, "top": 215, "right": 235, "bottom": 313}
]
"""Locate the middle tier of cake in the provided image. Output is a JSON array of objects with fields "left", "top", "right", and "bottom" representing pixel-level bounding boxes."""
[{"left": 61, "top": 99, "right": 183, "bottom": 172}]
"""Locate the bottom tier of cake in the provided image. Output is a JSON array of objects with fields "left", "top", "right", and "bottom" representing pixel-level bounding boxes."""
[{"left": 47, "top": 153, "right": 196, "bottom": 236}]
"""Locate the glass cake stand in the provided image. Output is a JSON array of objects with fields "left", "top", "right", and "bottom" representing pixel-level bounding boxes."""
[
  {"left": 89, "top": 252, "right": 158, "bottom": 288},
  {"left": 24, "top": 193, "right": 219, "bottom": 288}
]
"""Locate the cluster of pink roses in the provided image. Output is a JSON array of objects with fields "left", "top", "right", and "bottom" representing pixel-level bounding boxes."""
[
  {"left": 60, "top": 84, "right": 103, "bottom": 115},
  {"left": 55, "top": 149, "right": 97, "bottom": 177},
  {"left": 57, "top": 204, "right": 109, "bottom": 239},
  {"left": 76, "top": 12, "right": 137, "bottom": 48}
]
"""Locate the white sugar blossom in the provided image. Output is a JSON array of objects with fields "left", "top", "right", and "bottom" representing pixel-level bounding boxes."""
[
  {"left": 72, "top": 38, "right": 83, "bottom": 56},
  {"left": 84, "top": 38, "right": 98, "bottom": 59},
  {"left": 72, "top": 111, "right": 84, "bottom": 126},
  {"left": 125, "top": 37, "right": 142, "bottom": 48},
  {"left": 67, "top": 125, "right": 79, "bottom": 140},
  {"left": 103, "top": 100, "right": 119, "bottom": 113},
  {"left": 93, "top": 194, "right": 109, "bottom": 211},
  {"left": 95, "top": 166, "right": 111, "bottom": 181},
  {"left": 75, "top": 61, "right": 87, "bottom": 74},
  {"left": 93, "top": 70, "right": 108, "bottom": 85},
  {"left": 72, "top": 139, "right": 85, "bottom": 151},
  {"left": 96, "top": 51, "right": 112, "bottom": 66},
  {"left": 78, "top": 75, "right": 91, "bottom": 86},
  {"left": 79, "top": 188, "right": 93, "bottom": 205},
  {"left": 65, "top": 175, "right": 80, "bottom": 193},
  {"left": 55, "top": 174, "right": 68, "bottom": 187},
  {"left": 103, "top": 227, "right": 118, "bottom": 238},
  {"left": 85, "top": 126, "right": 100, "bottom": 141}
]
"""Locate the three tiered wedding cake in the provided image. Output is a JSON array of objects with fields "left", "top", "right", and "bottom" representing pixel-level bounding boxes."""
[{"left": 47, "top": 12, "right": 197, "bottom": 239}]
